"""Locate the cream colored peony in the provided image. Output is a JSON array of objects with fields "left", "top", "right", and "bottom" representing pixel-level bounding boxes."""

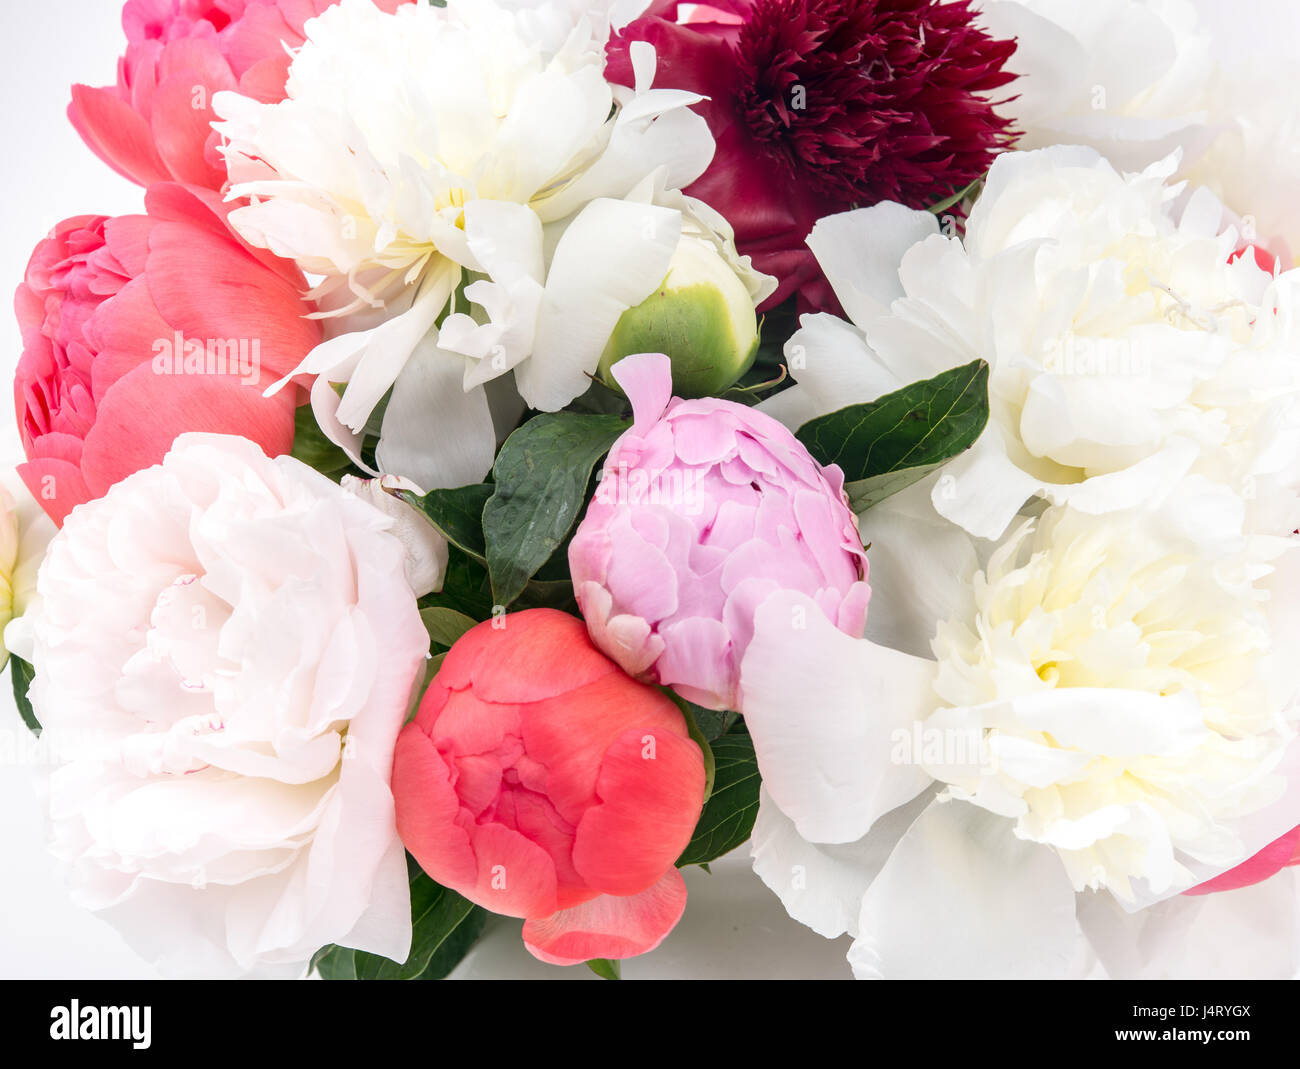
[
  {"left": 739, "top": 479, "right": 1300, "bottom": 979},
  {"left": 765, "top": 145, "right": 1300, "bottom": 543},
  {"left": 23, "top": 434, "right": 430, "bottom": 977},
  {"left": 213, "top": 0, "right": 757, "bottom": 491}
]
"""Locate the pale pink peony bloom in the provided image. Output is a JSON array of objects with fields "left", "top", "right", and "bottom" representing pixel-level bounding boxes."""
[
  {"left": 569, "top": 352, "right": 870, "bottom": 711},
  {"left": 25, "top": 433, "right": 430, "bottom": 977},
  {"left": 68, "top": 0, "right": 411, "bottom": 188}
]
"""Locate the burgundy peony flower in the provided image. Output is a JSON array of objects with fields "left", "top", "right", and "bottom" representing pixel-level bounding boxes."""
[{"left": 607, "top": 0, "right": 1018, "bottom": 312}]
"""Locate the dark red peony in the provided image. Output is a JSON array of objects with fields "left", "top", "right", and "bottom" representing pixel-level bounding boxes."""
[{"left": 607, "top": 0, "right": 1018, "bottom": 312}]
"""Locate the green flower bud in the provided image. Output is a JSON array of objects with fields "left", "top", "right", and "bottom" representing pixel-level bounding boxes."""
[{"left": 599, "top": 233, "right": 761, "bottom": 398}]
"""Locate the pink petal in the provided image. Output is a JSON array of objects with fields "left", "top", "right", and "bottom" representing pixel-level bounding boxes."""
[
  {"left": 1185, "top": 824, "right": 1300, "bottom": 896},
  {"left": 67, "top": 84, "right": 170, "bottom": 187},
  {"left": 522, "top": 867, "right": 689, "bottom": 966},
  {"left": 149, "top": 72, "right": 230, "bottom": 189},
  {"left": 467, "top": 822, "right": 559, "bottom": 919},
  {"left": 439, "top": 610, "right": 618, "bottom": 703},
  {"left": 17, "top": 455, "right": 91, "bottom": 527},
  {"left": 519, "top": 673, "right": 689, "bottom": 826},
  {"left": 393, "top": 718, "right": 478, "bottom": 890},
  {"left": 78, "top": 361, "right": 296, "bottom": 496},
  {"left": 144, "top": 220, "right": 320, "bottom": 378},
  {"left": 610, "top": 352, "right": 673, "bottom": 435},
  {"left": 571, "top": 727, "right": 704, "bottom": 896}
]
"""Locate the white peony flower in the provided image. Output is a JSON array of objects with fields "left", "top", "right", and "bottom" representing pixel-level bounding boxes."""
[
  {"left": 977, "top": 0, "right": 1300, "bottom": 265},
  {"left": 25, "top": 434, "right": 430, "bottom": 978},
  {"left": 213, "top": 0, "right": 726, "bottom": 490},
  {"left": 765, "top": 145, "right": 1300, "bottom": 543},
  {"left": 926, "top": 500, "right": 1295, "bottom": 901},
  {"left": 975, "top": 0, "right": 1217, "bottom": 173},
  {"left": 738, "top": 478, "right": 1300, "bottom": 978}
]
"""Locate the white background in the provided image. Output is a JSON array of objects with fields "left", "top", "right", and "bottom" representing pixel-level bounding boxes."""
[{"left": 0, "top": 0, "right": 851, "bottom": 980}]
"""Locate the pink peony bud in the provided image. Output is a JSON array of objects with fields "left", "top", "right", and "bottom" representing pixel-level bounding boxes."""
[{"left": 569, "top": 352, "right": 870, "bottom": 711}]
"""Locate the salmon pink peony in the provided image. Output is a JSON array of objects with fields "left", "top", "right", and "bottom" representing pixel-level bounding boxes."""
[
  {"left": 392, "top": 609, "right": 707, "bottom": 966},
  {"left": 68, "top": 0, "right": 411, "bottom": 189},
  {"left": 13, "top": 183, "right": 320, "bottom": 525}
]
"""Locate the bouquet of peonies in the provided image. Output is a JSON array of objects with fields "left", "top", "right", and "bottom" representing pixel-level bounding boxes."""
[{"left": 5, "top": 0, "right": 1299, "bottom": 980}]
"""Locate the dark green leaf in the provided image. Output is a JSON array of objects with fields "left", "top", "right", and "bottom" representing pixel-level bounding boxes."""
[
  {"left": 586, "top": 958, "right": 621, "bottom": 980},
  {"left": 10, "top": 654, "right": 39, "bottom": 735},
  {"left": 676, "top": 734, "right": 761, "bottom": 868},
  {"left": 662, "top": 689, "right": 717, "bottom": 803},
  {"left": 795, "top": 360, "right": 989, "bottom": 502},
  {"left": 289, "top": 404, "right": 354, "bottom": 480},
  {"left": 401, "top": 483, "right": 493, "bottom": 561},
  {"left": 679, "top": 701, "right": 738, "bottom": 743},
  {"left": 419, "top": 547, "right": 495, "bottom": 621},
  {"left": 315, "top": 856, "right": 486, "bottom": 980},
  {"left": 483, "top": 412, "right": 627, "bottom": 607}
]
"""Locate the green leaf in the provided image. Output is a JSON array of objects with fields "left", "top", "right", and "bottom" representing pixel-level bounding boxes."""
[
  {"left": 586, "top": 958, "right": 621, "bottom": 981},
  {"left": 10, "top": 654, "right": 39, "bottom": 735},
  {"left": 843, "top": 465, "right": 944, "bottom": 514},
  {"left": 419, "top": 606, "right": 478, "bottom": 649},
  {"left": 311, "top": 944, "right": 358, "bottom": 980},
  {"left": 314, "top": 856, "right": 486, "bottom": 980},
  {"left": 678, "top": 701, "right": 738, "bottom": 743},
  {"left": 676, "top": 733, "right": 761, "bottom": 868},
  {"left": 420, "top": 547, "right": 496, "bottom": 621},
  {"left": 927, "top": 177, "right": 982, "bottom": 216},
  {"left": 402, "top": 483, "right": 493, "bottom": 561},
  {"left": 290, "top": 404, "right": 354, "bottom": 480},
  {"left": 662, "top": 689, "right": 717, "bottom": 803},
  {"left": 795, "top": 360, "right": 989, "bottom": 508},
  {"left": 483, "top": 412, "right": 627, "bottom": 607}
]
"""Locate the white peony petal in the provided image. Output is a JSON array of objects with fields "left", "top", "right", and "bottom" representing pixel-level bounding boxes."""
[
  {"left": 750, "top": 785, "right": 936, "bottom": 939},
  {"left": 739, "top": 590, "right": 936, "bottom": 845},
  {"left": 806, "top": 203, "right": 940, "bottom": 327},
  {"left": 849, "top": 799, "right": 1087, "bottom": 979},
  {"left": 518, "top": 197, "right": 680, "bottom": 410},
  {"left": 375, "top": 335, "right": 498, "bottom": 490}
]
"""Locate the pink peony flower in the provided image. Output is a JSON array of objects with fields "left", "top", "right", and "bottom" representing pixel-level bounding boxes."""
[
  {"left": 14, "top": 183, "right": 320, "bottom": 525},
  {"left": 568, "top": 352, "right": 870, "bottom": 711},
  {"left": 607, "top": 0, "right": 1018, "bottom": 312},
  {"left": 68, "top": 0, "right": 411, "bottom": 189},
  {"left": 392, "top": 608, "right": 706, "bottom": 966}
]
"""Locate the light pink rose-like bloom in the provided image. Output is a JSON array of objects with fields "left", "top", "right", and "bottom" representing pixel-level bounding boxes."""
[
  {"left": 23, "top": 433, "right": 429, "bottom": 977},
  {"left": 569, "top": 352, "right": 870, "bottom": 711},
  {"left": 68, "top": 0, "right": 412, "bottom": 189}
]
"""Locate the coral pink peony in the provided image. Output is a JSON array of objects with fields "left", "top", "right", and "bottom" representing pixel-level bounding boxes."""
[
  {"left": 14, "top": 183, "right": 320, "bottom": 525},
  {"left": 607, "top": 0, "right": 1018, "bottom": 312},
  {"left": 68, "top": 0, "right": 411, "bottom": 189},
  {"left": 392, "top": 608, "right": 707, "bottom": 966},
  {"left": 569, "top": 352, "right": 870, "bottom": 712}
]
